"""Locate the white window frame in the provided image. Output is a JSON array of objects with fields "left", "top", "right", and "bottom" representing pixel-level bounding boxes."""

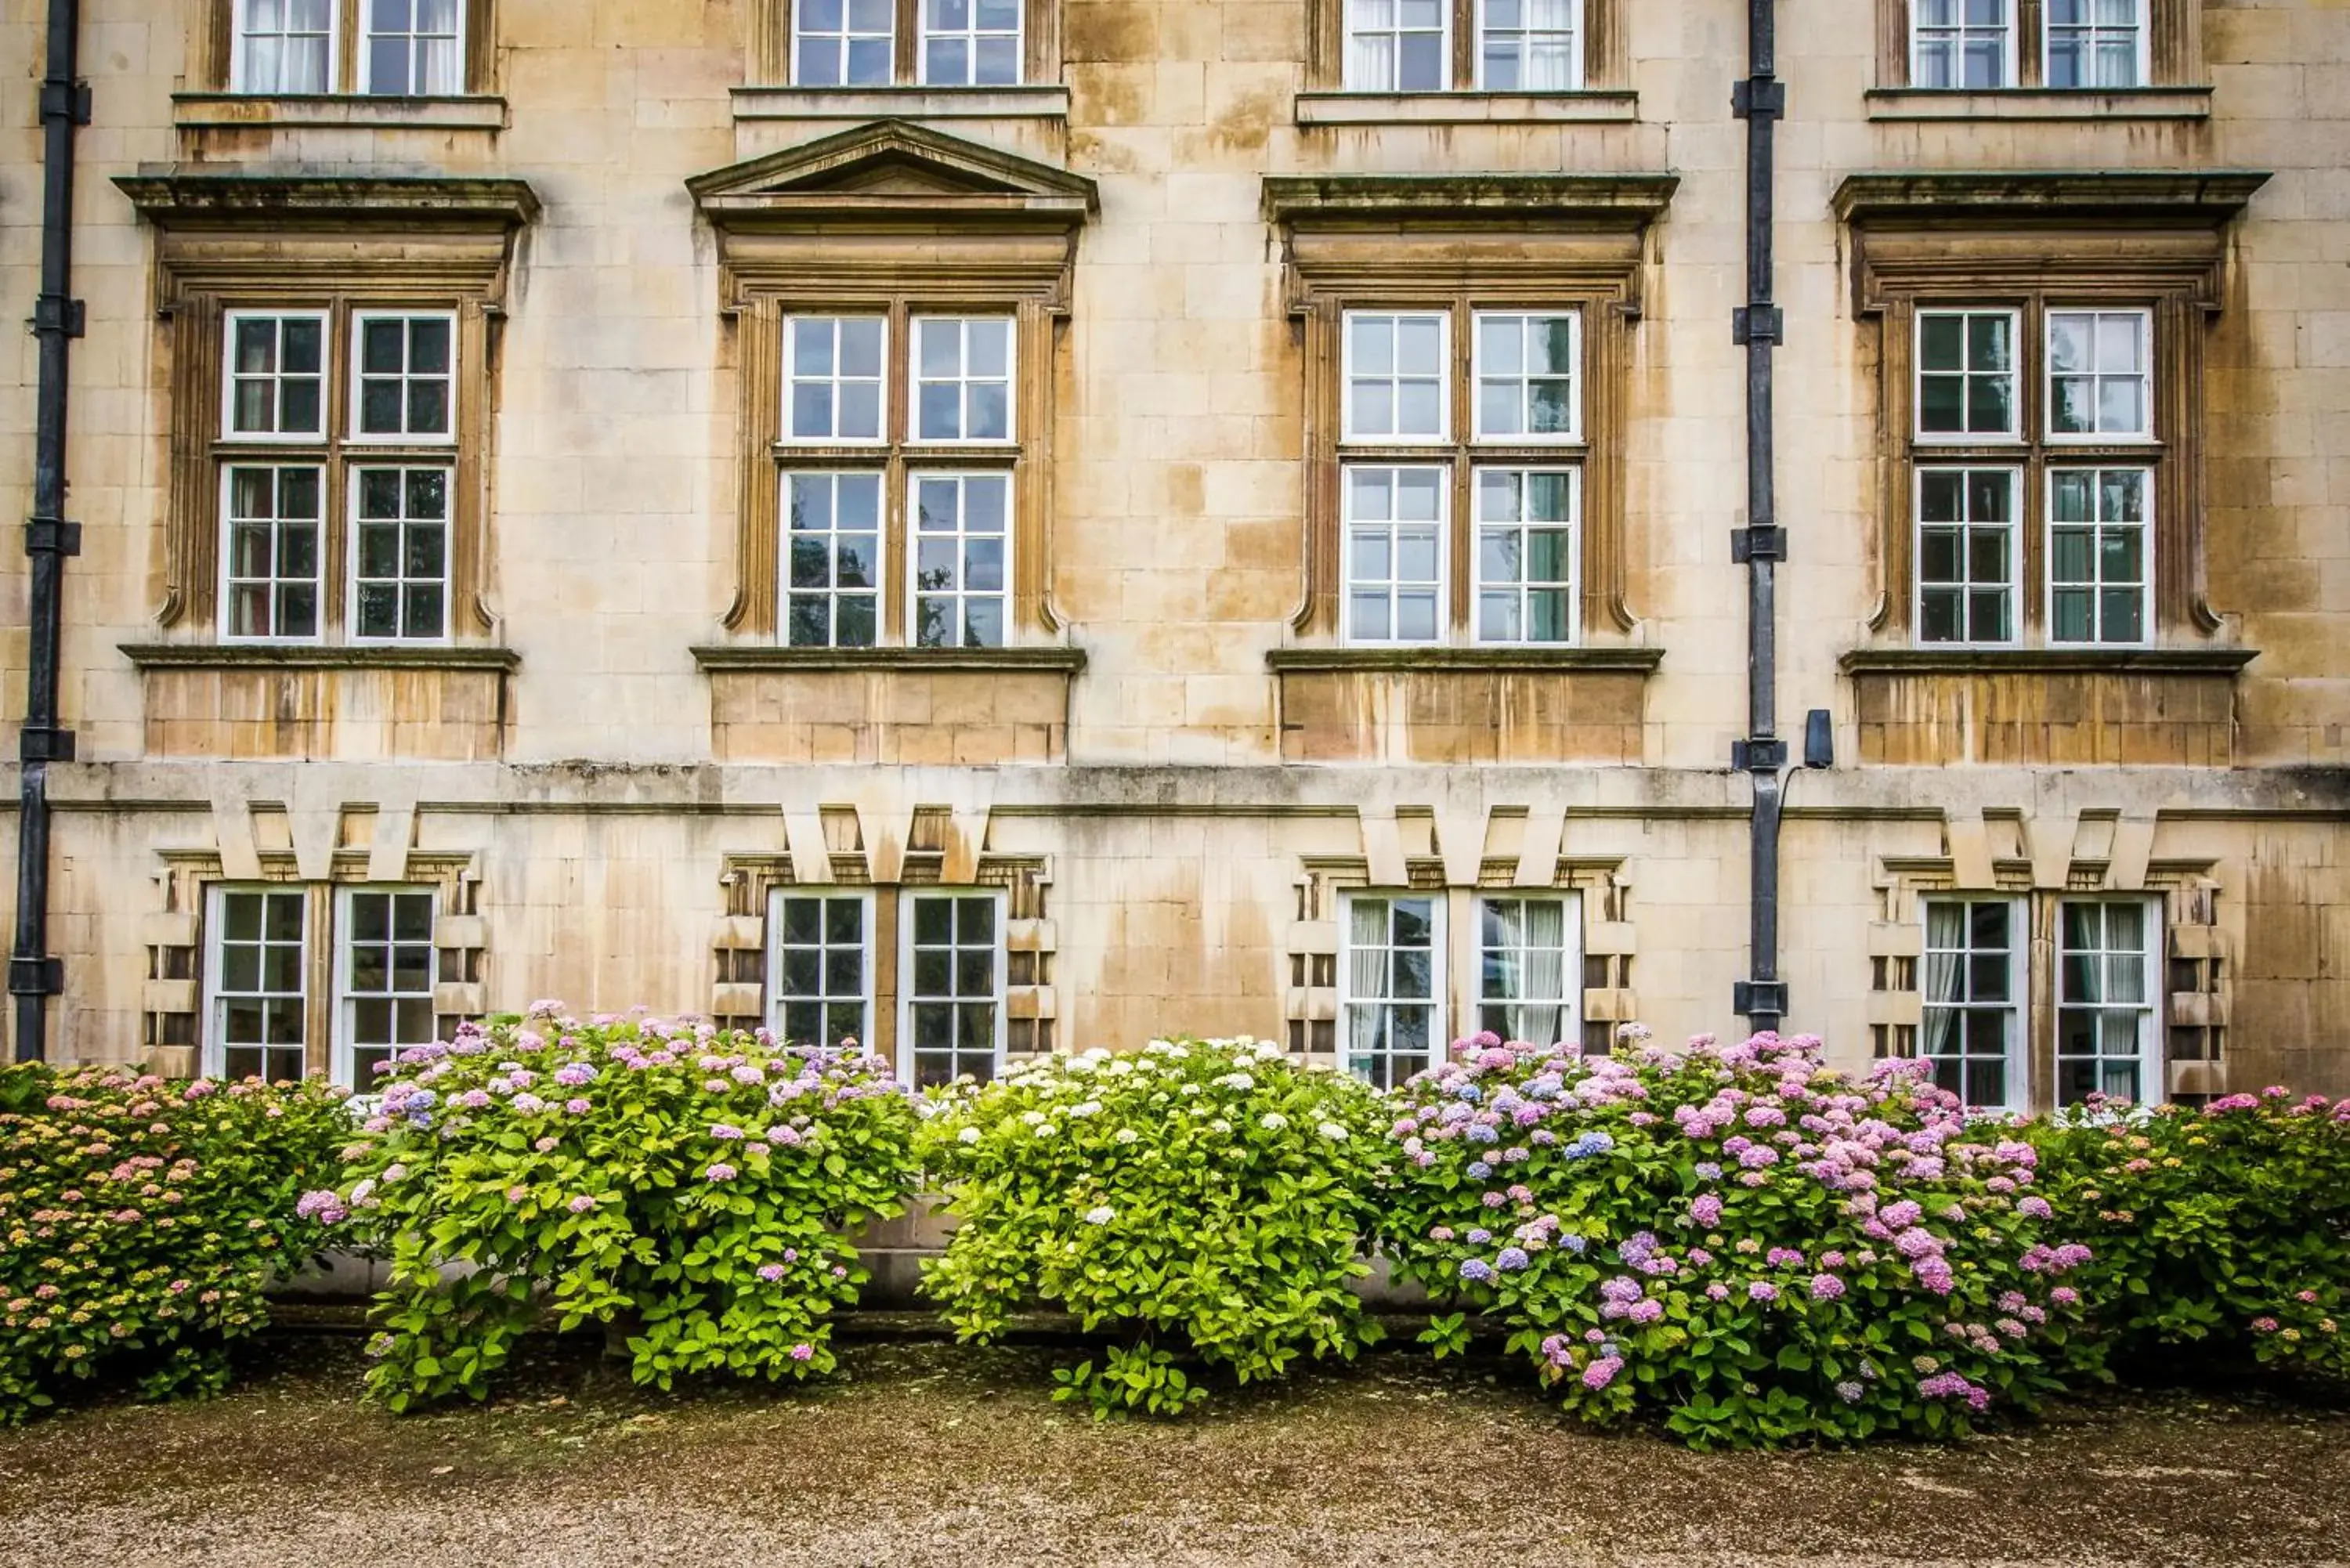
[
  {"left": 781, "top": 469, "right": 888, "bottom": 649},
  {"left": 1341, "top": 309, "right": 1452, "bottom": 445},
  {"left": 2055, "top": 897, "right": 2162, "bottom": 1107},
  {"left": 331, "top": 883, "right": 439, "bottom": 1091},
  {"left": 766, "top": 887, "right": 877, "bottom": 1052},
  {"left": 1473, "top": 894, "right": 1581, "bottom": 1050},
  {"left": 1476, "top": 0, "right": 1584, "bottom": 91},
  {"left": 1909, "top": 0, "right": 2018, "bottom": 89},
  {"left": 357, "top": 0, "right": 467, "bottom": 96},
  {"left": 219, "top": 462, "right": 327, "bottom": 645},
  {"left": 2042, "top": 0, "right": 2148, "bottom": 89},
  {"left": 783, "top": 314, "right": 890, "bottom": 446},
  {"left": 898, "top": 887, "right": 1008, "bottom": 1088},
  {"left": 346, "top": 463, "right": 455, "bottom": 645},
  {"left": 1914, "top": 307, "right": 2021, "bottom": 445},
  {"left": 1918, "top": 896, "right": 2025, "bottom": 1114},
  {"left": 2044, "top": 464, "right": 2153, "bottom": 648},
  {"left": 222, "top": 309, "right": 331, "bottom": 443},
  {"left": 916, "top": 0, "right": 1025, "bottom": 87},
  {"left": 792, "top": 0, "right": 898, "bottom": 87},
  {"left": 909, "top": 470, "right": 1014, "bottom": 649},
  {"left": 231, "top": 0, "right": 338, "bottom": 95},
  {"left": 1344, "top": 0, "right": 1452, "bottom": 92},
  {"left": 2044, "top": 307, "right": 2154, "bottom": 445},
  {"left": 910, "top": 315, "right": 1016, "bottom": 446},
  {"left": 1341, "top": 464, "right": 1449, "bottom": 647},
  {"left": 1470, "top": 309, "right": 1582, "bottom": 445},
  {"left": 1340, "top": 891, "right": 1447, "bottom": 1089},
  {"left": 1913, "top": 464, "right": 2023, "bottom": 649},
  {"left": 1472, "top": 464, "right": 1580, "bottom": 646},
  {"left": 347, "top": 309, "right": 459, "bottom": 446},
  {"left": 201, "top": 883, "right": 312, "bottom": 1082}
]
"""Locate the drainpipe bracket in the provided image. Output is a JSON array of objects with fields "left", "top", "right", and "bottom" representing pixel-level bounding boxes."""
[
  {"left": 1734, "top": 980, "right": 1790, "bottom": 1018},
  {"left": 1732, "top": 738, "right": 1788, "bottom": 772},
  {"left": 38, "top": 80, "right": 92, "bottom": 126},
  {"left": 31, "top": 295, "right": 85, "bottom": 339},
  {"left": 24, "top": 520, "right": 81, "bottom": 557},
  {"left": 1732, "top": 305, "right": 1783, "bottom": 345},
  {"left": 20, "top": 728, "right": 76, "bottom": 764},
  {"left": 7, "top": 958, "right": 64, "bottom": 999},
  {"left": 1731, "top": 525, "right": 1785, "bottom": 563},
  {"left": 1732, "top": 79, "right": 1785, "bottom": 121}
]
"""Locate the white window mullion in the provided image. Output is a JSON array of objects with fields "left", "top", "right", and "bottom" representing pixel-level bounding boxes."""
[
  {"left": 349, "top": 465, "right": 453, "bottom": 642},
  {"left": 220, "top": 464, "right": 325, "bottom": 643},
  {"left": 1914, "top": 465, "right": 2019, "bottom": 646},
  {"left": 1473, "top": 466, "right": 1578, "bottom": 645},
  {"left": 2047, "top": 466, "right": 2152, "bottom": 645}
]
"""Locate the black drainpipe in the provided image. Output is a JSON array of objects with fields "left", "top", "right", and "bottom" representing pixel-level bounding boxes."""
[
  {"left": 13, "top": 0, "right": 87, "bottom": 1061},
  {"left": 1730, "top": 0, "right": 1788, "bottom": 1033}
]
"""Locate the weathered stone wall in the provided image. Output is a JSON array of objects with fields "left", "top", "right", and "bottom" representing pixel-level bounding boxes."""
[{"left": 0, "top": 0, "right": 2345, "bottom": 1096}]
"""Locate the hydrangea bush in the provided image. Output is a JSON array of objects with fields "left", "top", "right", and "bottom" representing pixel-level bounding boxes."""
[
  {"left": 321, "top": 1007, "right": 922, "bottom": 1411},
  {"left": 919, "top": 1039, "right": 1396, "bottom": 1417},
  {"left": 2027, "top": 1089, "right": 2350, "bottom": 1382},
  {"left": 1380, "top": 1029, "right": 2094, "bottom": 1447},
  {"left": 0, "top": 1064, "right": 348, "bottom": 1423}
]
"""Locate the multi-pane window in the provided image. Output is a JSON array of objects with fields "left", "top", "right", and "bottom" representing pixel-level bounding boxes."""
[
  {"left": 2044, "top": 0, "right": 2145, "bottom": 87},
  {"left": 902, "top": 892, "right": 1004, "bottom": 1087},
  {"left": 233, "top": 0, "right": 469, "bottom": 95},
  {"left": 788, "top": 0, "right": 1026, "bottom": 86},
  {"left": 794, "top": 0, "right": 895, "bottom": 85},
  {"left": 1477, "top": 897, "right": 1577, "bottom": 1049},
  {"left": 1904, "top": 301, "right": 2163, "bottom": 648},
  {"left": 2048, "top": 468, "right": 2150, "bottom": 644},
  {"left": 772, "top": 309, "right": 1019, "bottom": 648},
  {"left": 215, "top": 309, "right": 457, "bottom": 644},
  {"left": 1342, "top": 894, "right": 1442, "bottom": 1089},
  {"left": 768, "top": 891, "right": 873, "bottom": 1050},
  {"left": 1479, "top": 0, "right": 1582, "bottom": 89},
  {"left": 1911, "top": 0, "right": 2014, "bottom": 89},
  {"left": 1917, "top": 468, "right": 2018, "bottom": 645},
  {"left": 335, "top": 887, "right": 436, "bottom": 1089},
  {"left": 205, "top": 887, "right": 309, "bottom": 1083},
  {"left": 1921, "top": 900, "right": 2021, "bottom": 1111},
  {"left": 1338, "top": 306, "right": 1585, "bottom": 645},
  {"left": 2057, "top": 901, "right": 2158, "bottom": 1105},
  {"left": 1342, "top": 0, "right": 1588, "bottom": 91}
]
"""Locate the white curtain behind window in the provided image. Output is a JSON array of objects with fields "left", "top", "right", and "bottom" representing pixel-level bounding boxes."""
[
  {"left": 1347, "top": 899, "right": 1389, "bottom": 1063},
  {"left": 1921, "top": 902, "right": 1965, "bottom": 1058}
]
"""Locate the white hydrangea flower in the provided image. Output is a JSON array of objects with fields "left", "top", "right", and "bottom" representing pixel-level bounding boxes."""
[
  {"left": 1081, "top": 1047, "right": 1112, "bottom": 1062},
  {"left": 1215, "top": 1072, "right": 1256, "bottom": 1092},
  {"left": 1019, "top": 1110, "right": 1047, "bottom": 1127},
  {"left": 1083, "top": 1205, "right": 1116, "bottom": 1226},
  {"left": 1068, "top": 1100, "right": 1103, "bottom": 1118},
  {"left": 1318, "top": 1122, "right": 1350, "bottom": 1142},
  {"left": 1209, "top": 1118, "right": 1231, "bottom": 1134},
  {"left": 1112, "top": 1128, "right": 1139, "bottom": 1145},
  {"left": 1033, "top": 1124, "right": 1058, "bottom": 1139},
  {"left": 956, "top": 1126, "right": 982, "bottom": 1144},
  {"left": 1259, "top": 1112, "right": 1289, "bottom": 1131},
  {"left": 1104, "top": 1060, "right": 1135, "bottom": 1078}
]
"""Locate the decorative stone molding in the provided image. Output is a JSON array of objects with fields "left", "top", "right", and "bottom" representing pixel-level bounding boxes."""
[{"left": 1842, "top": 648, "right": 2254, "bottom": 768}]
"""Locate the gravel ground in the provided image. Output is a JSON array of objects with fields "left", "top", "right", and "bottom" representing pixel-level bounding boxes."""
[{"left": 0, "top": 1335, "right": 2344, "bottom": 1567}]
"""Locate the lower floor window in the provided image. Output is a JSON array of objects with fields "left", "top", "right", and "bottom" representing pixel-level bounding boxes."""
[
  {"left": 1921, "top": 898, "right": 2020, "bottom": 1111},
  {"left": 1911, "top": 464, "right": 2151, "bottom": 648},
  {"left": 902, "top": 891, "right": 1005, "bottom": 1087},
  {"left": 336, "top": 887, "right": 438, "bottom": 1088},
  {"left": 769, "top": 889, "right": 871, "bottom": 1050},
  {"left": 2058, "top": 900, "right": 2157, "bottom": 1105},
  {"left": 205, "top": 886, "right": 309, "bottom": 1083},
  {"left": 1477, "top": 896, "right": 1578, "bottom": 1049},
  {"left": 1343, "top": 894, "right": 1442, "bottom": 1089}
]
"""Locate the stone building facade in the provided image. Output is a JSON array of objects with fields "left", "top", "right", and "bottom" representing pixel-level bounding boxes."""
[{"left": 3, "top": 0, "right": 2348, "bottom": 1106}]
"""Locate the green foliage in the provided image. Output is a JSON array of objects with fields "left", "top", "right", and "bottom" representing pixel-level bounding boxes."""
[
  {"left": 0, "top": 1064, "right": 348, "bottom": 1423},
  {"left": 330, "top": 1010, "right": 922, "bottom": 1411},
  {"left": 918, "top": 1039, "right": 1395, "bottom": 1415},
  {"left": 2027, "top": 1090, "right": 2350, "bottom": 1382},
  {"left": 1379, "top": 1031, "right": 2092, "bottom": 1447}
]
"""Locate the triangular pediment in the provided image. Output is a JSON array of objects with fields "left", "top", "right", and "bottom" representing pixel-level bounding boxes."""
[{"left": 689, "top": 120, "right": 1097, "bottom": 222}]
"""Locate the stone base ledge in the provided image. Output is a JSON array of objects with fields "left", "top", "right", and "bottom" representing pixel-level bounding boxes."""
[
  {"left": 1271, "top": 645, "right": 1660, "bottom": 764},
  {"left": 696, "top": 645, "right": 1083, "bottom": 764},
  {"left": 121, "top": 643, "right": 512, "bottom": 761},
  {"left": 172, "top": 93, "right": 508, "bottom": 132},
  {"left": 1842, "top": 645, "right": 2254, "bottom": 767},
  {"left": 1296, "top": 90, "right": 1639, "bottom": 126},
  {"left": 1863, "top": 87, "right": 2214, "bottom": 122}
]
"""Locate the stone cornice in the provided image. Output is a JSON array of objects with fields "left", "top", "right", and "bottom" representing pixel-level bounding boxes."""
[
  {"left": 690, "top": 645, "right": 1087, "bottom": 675},
  {"left": 1831, "top": 169, "right": 2270, "bottom": 226},
  {"left": 114, "top": 166, "right": 540, "bottom": 226},
  {"left": 687, "top": 117, "right": 1098, "bottom": 226},
  {"left": 120, "top": 643, "right": 521, "bottom": 672},
  {"left": 1262, "top": 172, "right": 1679, "bottom": 227},
  {"left": 1267, "top": 646, "right": 1665, "bottom": 675},
  {"left": 1838, "top": 646, "right": 2256, "bottom": 676}
]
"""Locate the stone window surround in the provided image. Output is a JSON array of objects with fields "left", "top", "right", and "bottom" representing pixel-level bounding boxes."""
[
  {"left": 189, "top": 0, "right": 499, "bottom": 99},
  {"left": 114, "top": 171, "right": 539, "bottom": 651},
  {"left": 1869, "top": 0, "right": 2204, "bottom": 99},
  {"left": 750, "top": 0, "right": 1062, "bottom": 89},
  {"left": 1835, "top": 170, "right": 2270, "bottom": 651},
  {"left": 1267, "top": 172, "right": 1675, "bottom": 650},
  {"left": 1303, "top": 0, "right": 1629, "bottom": 95}
]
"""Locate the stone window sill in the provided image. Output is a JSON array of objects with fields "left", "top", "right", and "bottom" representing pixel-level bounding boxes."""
[
  {"left": 121, "top": 642, "right": 520, "bottom": 672},
  {"left": 1863, "top": 87, "right": 2213, "bottom": 122},
  {"left": 1267, "top": 646, "right": 1662, "bottom": 674},
  {"left": 172, "top": 93, "right": 508, "bottom": 132},
  {"left": 1838, "top": 646, "right": 2254, "bottom": 676},
  {"left": 690, "top": 645, "right": 1086, "bottom": 674},
  {"left": 730, "top": 85, "right": 1070, "bottom": 122},
  {"left": 1295, "top": 90, "right": 1637, "bottom": 126}
]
